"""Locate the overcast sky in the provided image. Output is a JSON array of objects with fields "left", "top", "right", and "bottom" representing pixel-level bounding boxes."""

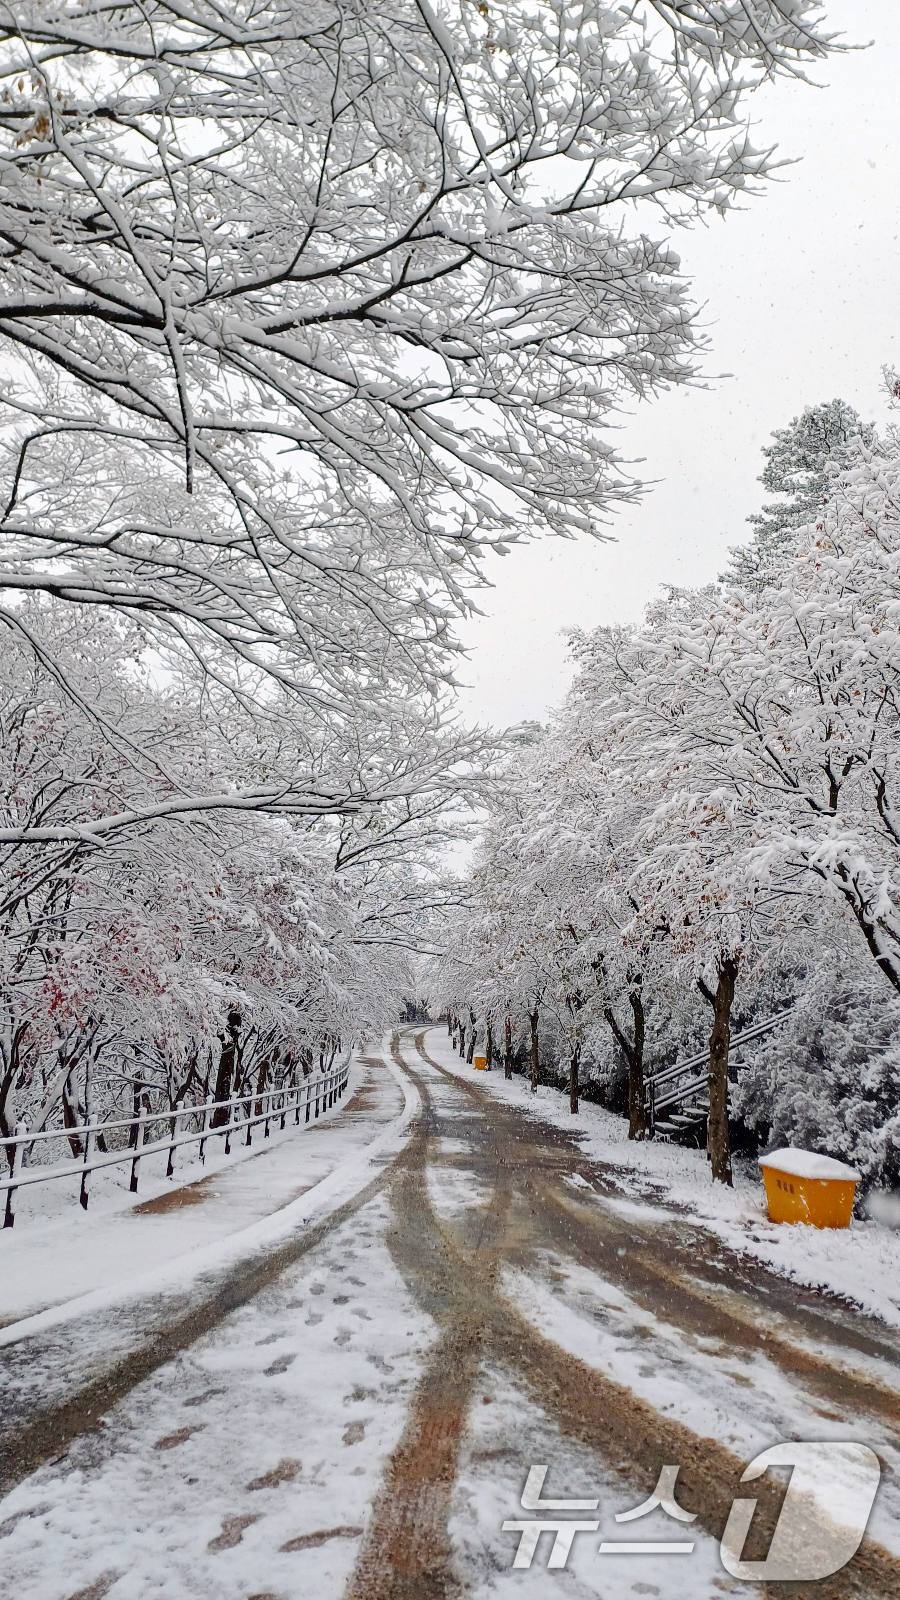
[{"left": 456, "top": 0, "right": 900, "bottom": 731}]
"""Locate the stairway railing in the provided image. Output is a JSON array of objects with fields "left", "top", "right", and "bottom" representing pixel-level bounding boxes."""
[{"left": 644, "top": 1012, "right": 790, "bottom": 1136}]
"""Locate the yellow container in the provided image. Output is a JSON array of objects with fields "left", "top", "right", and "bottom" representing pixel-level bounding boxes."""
[
  {"left": 759, "top": 1149, "right": 859, "bottom": 1229},
  {"left": 473, "top": 1054, "right": 487, "bottom": 1071}
]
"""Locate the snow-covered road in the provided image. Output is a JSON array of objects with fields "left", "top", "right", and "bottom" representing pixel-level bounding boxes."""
[{"left": 0, "top": 1028, "right": 898, "bottom": 1600}]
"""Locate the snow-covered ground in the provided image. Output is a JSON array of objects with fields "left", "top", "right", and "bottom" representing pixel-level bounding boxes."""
[
  {"left": 2, "top": 1027, "right": 897, "bottom": 1600},
  {"left": 422, "top": 1028, "right": 900, "bottom": 1329},
  {"left": 0, "top": 1046, "right": 412, "bottom": 1337},
  {"left": 0, "top": 1191, "right": 437, "bottom": 1600},
  {"left": 500, "top": 1260, "right": 900, "bottom": 1563},
  {"left": 451, "top": 1365, "right": 757, "bottom": 1600}
]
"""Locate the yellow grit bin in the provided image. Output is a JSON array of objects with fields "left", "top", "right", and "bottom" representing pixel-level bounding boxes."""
[{"left": 758, "top": 1148, "right": 860, "bottom": 1229}]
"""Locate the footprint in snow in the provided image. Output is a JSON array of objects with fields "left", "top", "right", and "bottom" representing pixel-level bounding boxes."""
[
  {"left": 280, "top": 1525, "right": 363, "bottom": 1552},
  {"left": 207, "top": 1513, "right": 260, "bottom": 1552},
  {"left": 63, "top": 1571, "right": 122, "bottom": 1600},
  {"left": 182, "top": 1388, "right": 226, "bottom": 1408},
  {"left": 153, "top": 1426, "right": 203, "bottom": 1451},
  {"left": 264, "top": 1353, "right": 296, "bottom": 1375},
  {"left": 246, "top": 1458, "right": 302, "bottom": 1491}
]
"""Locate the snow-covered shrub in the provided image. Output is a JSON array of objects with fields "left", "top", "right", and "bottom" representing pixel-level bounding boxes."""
[{"left": 734, "top": 957, "right": 900, "bottom": 1189}]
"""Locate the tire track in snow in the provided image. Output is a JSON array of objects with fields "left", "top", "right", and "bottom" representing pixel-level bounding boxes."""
[
  {"left": 344, "top": 1034, "right": 513, "bottom": 1600},
  {"left": 344, "top": 1029, "right": 900, "bottom": 1600}
]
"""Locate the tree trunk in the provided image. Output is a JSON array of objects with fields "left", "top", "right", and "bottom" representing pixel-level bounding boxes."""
[
  {"left": 528, "top": 1008, "right": 539, "bottom": 1094},
  {"left": 458, "top": 1024, "right": 466, "bottom": 1059},
  {"left": 466, "top": 1011, "right": 476, "bottom": 1064},
  {"left": 447, "top": 1014, "right": 453, "bottom": 1036},
  {"left": 627, "top": 989, "right": 647, "bottom": 1141},
  {"left": 601, "top": 985, "right": 646, "bottom": 1140},
  {"left": 504, "top": 1015, "right": 513, "bottom": 1080},
  {"left": 568, "top": 1042, "right": 580, "bottom": 1115},
  {"left": 211, "top": 1008, "right": 241, "bottom": 1127},
  {"left": 485, "top": 1016, "right": 494, "bottom": 1071},
  {"left": 707, "top": 956, "right": 739, "bottom": 1185},
  {"left": 62, "top": 1070, "right": 84, "bottom": 1158}
]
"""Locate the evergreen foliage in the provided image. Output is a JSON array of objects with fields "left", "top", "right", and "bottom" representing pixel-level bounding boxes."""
[{"left": 726, "top": 399, "right": 876, "bottom": 587}]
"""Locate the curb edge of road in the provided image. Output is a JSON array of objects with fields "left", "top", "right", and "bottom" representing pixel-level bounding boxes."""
[{"left": 0, "top": 1039, "right": 420, "bottom": 1349}]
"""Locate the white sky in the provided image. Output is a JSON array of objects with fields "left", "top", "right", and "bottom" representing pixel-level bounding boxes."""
[{"left": 456, "top": 0, "right": 900, "bottom": 729}]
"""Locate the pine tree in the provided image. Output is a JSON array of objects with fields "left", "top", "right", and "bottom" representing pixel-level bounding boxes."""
[{"left": 725, "top": 400, "right": 876, "bottom": 587}]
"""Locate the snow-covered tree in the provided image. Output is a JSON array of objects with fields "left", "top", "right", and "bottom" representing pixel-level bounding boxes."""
[
  {"left": 0, "top": 1, "right": 837, "bottom": 833},
  {"left": 726, "top": 398, "right": 875, "bottom": 588},
  {"left": 733, "top": 927, "right": 900, "bottom": 1188},
  {"left": 0, "top": 609, "right": 417, "bottom": 1159},
  {"left": 439, "top": 387, "right": 900, "bottom": 1186}
]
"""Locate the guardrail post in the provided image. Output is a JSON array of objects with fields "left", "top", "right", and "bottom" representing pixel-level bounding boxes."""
[
  {"left": 264, "top": 1090, "right": 271, "bottom": 1139},
  {"left": 315, "top": 1081, "right": 320, "bottom": 1118},
  {"left": 245, "top": 1097, "right": 253, "bottom": 1146},
  {"left": 3, "top": 1121, "right": 28, "bottom": 1229},
  {"left": 199, "top": 1095, "right": 213, "bottom": 1164}
]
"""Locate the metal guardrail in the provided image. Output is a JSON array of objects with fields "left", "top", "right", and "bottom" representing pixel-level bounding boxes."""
[{"left": 0, "top": 1056, "right": 352, "bottom": 1228}]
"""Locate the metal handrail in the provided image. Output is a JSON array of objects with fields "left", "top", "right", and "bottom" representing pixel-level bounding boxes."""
[
  {"left": 640, "top": 1011, "right": 781, "bottom": 1100},
  {"left": 1, "top": 1055, "right": 352, "bottom": 1226},
  {"left": 652, "top": 1071, "right": 708, "bottom": 1116},
  {"left": 645, "top": 1012, "right": 790, "bottom": 1099},
  {"left": 644, "top": 1010, "right": 792, "bottom": 1135},
  {"left": 0, "top": 1076, "right": 323, "bottom": 1150}
]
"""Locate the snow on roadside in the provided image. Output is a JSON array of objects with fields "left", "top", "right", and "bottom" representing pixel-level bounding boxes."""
[
  {"left": 0, "top": 1194, "right": 436, "bottom": 1600},
  {"left": 422, "top": 1029, "right": 900, "bottom": 1329}
]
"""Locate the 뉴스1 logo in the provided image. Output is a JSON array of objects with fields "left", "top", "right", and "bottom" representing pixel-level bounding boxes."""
[{"left": 503, "top": 1442, "right": 881, "bottom": 1581}]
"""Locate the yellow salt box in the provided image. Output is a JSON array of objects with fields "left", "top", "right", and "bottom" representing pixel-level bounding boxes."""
[
  {"left": 473, "top": 1053, "right": 487, "bottom": 1071},
  {"left": 758, "top": 1147, "right": 860, "bottom": 1229}
]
